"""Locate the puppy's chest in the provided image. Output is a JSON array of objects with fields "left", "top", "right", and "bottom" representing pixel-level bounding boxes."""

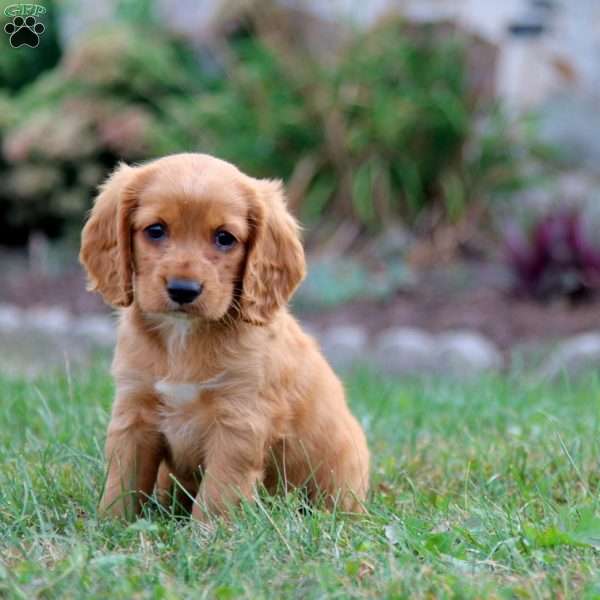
[
  {"left": 154, "top": 379, "right": 220, "bottom": 465},
  {"left": 155, "top": 380, "right": 209, "bottom": 409}
]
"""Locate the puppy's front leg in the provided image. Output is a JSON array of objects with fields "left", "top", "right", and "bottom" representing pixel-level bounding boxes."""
[
  {"left": 192, "top": 422, "right": 266, "bottom": 521},
  {"left": 100, "top": 396, "right": 162, "bottom": 520}
]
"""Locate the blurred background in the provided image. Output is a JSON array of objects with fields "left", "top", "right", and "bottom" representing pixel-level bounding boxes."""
[{"left": 2, "top": 0, "right": 600, "bottom": 378}]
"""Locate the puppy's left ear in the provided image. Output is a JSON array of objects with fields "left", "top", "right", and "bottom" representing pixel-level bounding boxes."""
[
  {"left": 240, "top": 179, "right": 306, "bottom": 325},
  {"left": 79, "top": 163, "right": 141, "bottom": 307}
]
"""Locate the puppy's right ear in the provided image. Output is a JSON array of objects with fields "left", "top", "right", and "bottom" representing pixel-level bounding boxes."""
[{"left": 79, "top": 163, "right": 139, "bottom": 307}]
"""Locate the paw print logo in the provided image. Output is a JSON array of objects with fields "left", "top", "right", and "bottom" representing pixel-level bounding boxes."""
[{"left": 4, "top": 15, "right": 45, "bottom": 48}]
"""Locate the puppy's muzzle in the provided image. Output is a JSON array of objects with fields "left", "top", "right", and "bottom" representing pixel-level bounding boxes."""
[{"left": 167, "top": 279, "right": 203, "bottom": 305}]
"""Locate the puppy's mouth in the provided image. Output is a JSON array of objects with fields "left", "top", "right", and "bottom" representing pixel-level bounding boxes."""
[
  {"left": 172, "top": 305, "right": 192, "bottom": 313},
  {"left": 168, "top": 304, "right": 199, "bottom": 317},
  {"left": 164, "top": 299, "right": 216, "bottom": 320}
]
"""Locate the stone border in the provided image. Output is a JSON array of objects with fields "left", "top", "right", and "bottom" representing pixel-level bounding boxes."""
[
  {"left": 0, "top": 304, "right": 116, "bottom": 346},
  {"left": 315, "top": 325, "right": 503, "bottom": 377},
  {"left": 2, "top": 303, "right": 600, "bottom": 379}
]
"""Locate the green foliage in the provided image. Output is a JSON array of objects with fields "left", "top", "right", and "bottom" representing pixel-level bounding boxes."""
[
  {"left": 3, "top": 364, "right": 600, "bottom": 596},
  {"left": 0, "top": 24, "right": 205, "bottom": 242},
  {"left": 334, "top": 21, "right": 469, "bottom": 223},
  {"left": 164, "top": 38, "right": 323, "bottom": 180},
  {"left": 173, "top": 21, "right": 529, "bottom": 230},
  {"left": 295, "top": 256, "right": 414, "bottom": 310},
  {"left": 0, "top": 18, "right": 533, "bottom": 242},
  {"left": 115, "top": 0, "right": 157, "bottom": 26}
]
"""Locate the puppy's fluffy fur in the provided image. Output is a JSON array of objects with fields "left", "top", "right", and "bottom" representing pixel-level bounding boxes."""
[{"left": 80, "top": 153, "right": 369, "bottom": 520}]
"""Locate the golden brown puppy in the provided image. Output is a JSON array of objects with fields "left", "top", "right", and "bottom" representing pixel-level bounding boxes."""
[{"left": 80, "top": 153, "right": 369, "bottom": 521}]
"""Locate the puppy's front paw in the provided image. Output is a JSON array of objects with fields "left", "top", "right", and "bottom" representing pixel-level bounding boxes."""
[{"left": 98, "top": 491, "right": 138, "bottom": 521}]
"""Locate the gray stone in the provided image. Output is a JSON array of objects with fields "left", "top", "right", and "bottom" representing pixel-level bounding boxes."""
[
  {"left": 0, "top": 304, "right": 23, "bottom": 332},
  {"left": 538, "top": 333, "right": 600, "bottom": 380},
  {"left": 372, "top": 327, "right": 437, "bottom": 375},
  {"left": 73, "top": 315, "right": 116, "bottom": 346},
  {"left": 372, "top": 327, "right": 502, "bottom": 376},
  {"left": 320, "top": 325, "right": 368, "bottom": 371},
  {"left": 28, "top": 307, "right": 71, "bottom": 335},
  {"left": 300, "top": 321, "right": 320, "bottom": 341},
  {"left": 435, "top": 330, "right": 503, "bottom": 375}
]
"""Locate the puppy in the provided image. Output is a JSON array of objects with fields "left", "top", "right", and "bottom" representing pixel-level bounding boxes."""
[{"left": 80, "top": 153, "right": 369, "bottom": 520}]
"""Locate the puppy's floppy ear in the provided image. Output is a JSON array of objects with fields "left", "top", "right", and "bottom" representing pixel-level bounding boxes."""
[
  {"left": 79, "top": 162, "right": 139, "bottom": 307},
  {"left": 240, "top": 179, "right": 306, "bottom": 325}
]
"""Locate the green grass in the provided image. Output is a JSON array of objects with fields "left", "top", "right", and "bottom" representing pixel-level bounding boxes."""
[{"left": 2, "top": 360, "right": 600, "bottom": 599}]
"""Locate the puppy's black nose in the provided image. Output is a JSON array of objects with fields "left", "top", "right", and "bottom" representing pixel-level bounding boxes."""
[{"left": 167, "top": 279, "right": 203, "bottom": 305}]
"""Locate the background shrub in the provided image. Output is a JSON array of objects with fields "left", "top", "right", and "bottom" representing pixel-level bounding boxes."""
[
  {"left": 171, "top": 18, "right": 529, "bottom": 232},
  {"left": 0, "top": 24, "right": 204, "bottom": 244},
  {"left": 0, "top": 16, "right": 532, "bottom": 245}
]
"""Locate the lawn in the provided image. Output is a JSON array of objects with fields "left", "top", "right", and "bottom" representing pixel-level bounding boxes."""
[{"left": 2, "top": 359, "right": 600, "bottom": 599}]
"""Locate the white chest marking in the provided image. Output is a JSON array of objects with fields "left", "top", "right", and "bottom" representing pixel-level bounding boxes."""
[
  {"left": 155, "top": 381, "right": 201, "bottom": 407},
  {"left": 154, "top": 372, "right": 227, "bottom": 408}
]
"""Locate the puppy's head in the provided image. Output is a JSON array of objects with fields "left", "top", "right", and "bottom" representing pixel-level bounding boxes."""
[{"left": 80, "top": 153, "right": 305, "bottom": 325}]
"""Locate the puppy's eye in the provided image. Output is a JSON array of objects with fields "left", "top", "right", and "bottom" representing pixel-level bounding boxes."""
[
  {"left": 145, "top": 223, "right": 167, "bottom": 241},
  {"left": 215, "top": 230, "right": 237, "bottom": 250}
]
